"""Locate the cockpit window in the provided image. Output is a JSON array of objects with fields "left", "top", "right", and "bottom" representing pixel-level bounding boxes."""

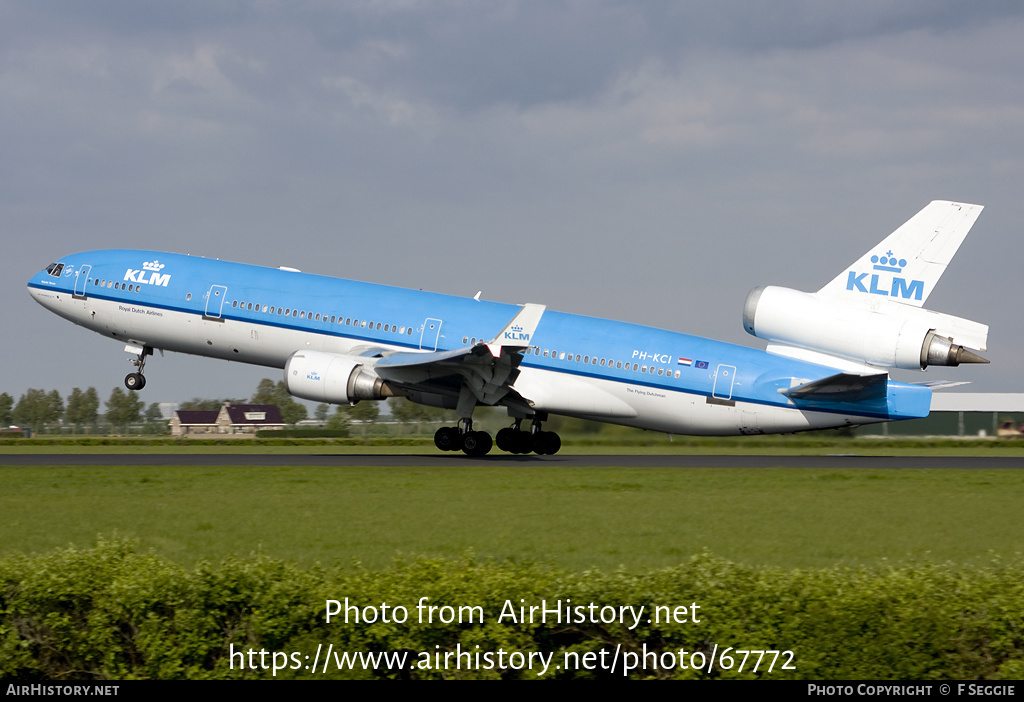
[{"left": 45, "top": 262, "right": 64, "bottom": 277}]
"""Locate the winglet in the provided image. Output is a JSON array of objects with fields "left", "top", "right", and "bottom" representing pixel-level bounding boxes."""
[{"left": 486, "top": 303, "right": 546, "bottom": 358}]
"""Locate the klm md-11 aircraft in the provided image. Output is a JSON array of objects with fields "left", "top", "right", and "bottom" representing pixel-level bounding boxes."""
[{"left": 28, "top": 201, "right": 989, "bottom": 456}]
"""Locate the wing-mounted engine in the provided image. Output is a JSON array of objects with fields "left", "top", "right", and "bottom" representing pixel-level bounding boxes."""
[
  {"left": 284, "top": 350, "right": 396, "bottom": 404},
  {"left": 743, "top": 286, "right": 988, "bottom": 370}
]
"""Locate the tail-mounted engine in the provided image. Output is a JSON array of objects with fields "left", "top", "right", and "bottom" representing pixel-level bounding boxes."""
[
  {"left": 284, "top": 350, "right": 396, "bottom": 404},
  {"left": 743, "top": 286, "right": 988, "bottom": 370}
]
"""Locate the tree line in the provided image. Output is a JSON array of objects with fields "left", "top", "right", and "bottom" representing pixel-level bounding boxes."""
[
  {"left": 0, "top": 379, "right": 454, "bottom": 435},
  {"left": 0, "top": 386, "right": 159, "bottom": 434}
]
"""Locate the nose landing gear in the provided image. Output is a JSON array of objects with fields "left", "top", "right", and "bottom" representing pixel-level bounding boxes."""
[{"left": 124, "top": 344, "right": 153, "bottom": 391}]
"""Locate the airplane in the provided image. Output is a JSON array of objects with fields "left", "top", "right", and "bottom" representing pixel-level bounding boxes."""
[{"left": 27, "top": 200, "right": 989, "bottom": 456}]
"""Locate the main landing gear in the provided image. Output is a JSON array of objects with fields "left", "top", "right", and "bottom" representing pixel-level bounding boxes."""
[
  {"left": 433, "top": 420, "right": 493, "bottom": 457},
  {"left": 433, "top": 416, "right": 561, "bottom": 457},
  {"left": 124, "top": 345, "right": 153, "bottom": 391},
  {"left": 496, "top": 419, "right": 561, "bottom": 456}
]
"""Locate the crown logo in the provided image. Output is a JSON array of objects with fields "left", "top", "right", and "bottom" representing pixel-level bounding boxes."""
[
  {"left": 143, "top": 260, "right": 165, "bottom": 272},
  {"left": 871, "top": 250, "right": 906, "bottom": 273},
  {"left": 511, "top": 325, "right": 523, "bottom": 333}
]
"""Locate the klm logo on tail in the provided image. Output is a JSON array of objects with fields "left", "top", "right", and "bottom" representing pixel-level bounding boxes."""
[{"left": 845, "top": 250, "right": 923, "bottom": 301}]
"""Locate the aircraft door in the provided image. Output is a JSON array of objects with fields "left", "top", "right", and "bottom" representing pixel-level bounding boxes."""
[
  {"left": 420, "top": 318, "right": 442, "bottom": 351},
  {"left": 713, "top": 364, "right": 737, "bottom": 400},
  {"left": 73, "top": 265, "right": 91, "bottom": 298},
  {"left": 204, "top": 285, "right": 227, "bottom": 320}
]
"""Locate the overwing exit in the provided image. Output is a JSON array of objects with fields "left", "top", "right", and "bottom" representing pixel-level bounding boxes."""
[{"left": 28, "top": 200, "right": 989, "bottom": 456}]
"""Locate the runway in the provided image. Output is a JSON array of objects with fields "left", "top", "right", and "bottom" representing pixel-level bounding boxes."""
[{"left": 1, "top": 453, "right": 1020, "bottom": 469}]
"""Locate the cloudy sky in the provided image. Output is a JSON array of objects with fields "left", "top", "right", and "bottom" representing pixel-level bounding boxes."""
[{"left": 4, "top": 1, "right": 1022, "bottom": 410}]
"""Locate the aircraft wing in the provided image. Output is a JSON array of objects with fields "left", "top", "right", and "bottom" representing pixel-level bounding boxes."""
[{"left": 372, "top": 303, "right": 546, "bottom": 406}]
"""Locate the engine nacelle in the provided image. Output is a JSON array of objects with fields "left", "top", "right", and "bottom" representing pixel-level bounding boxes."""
[
  {"left": 743, "top": 286, "right": 988, "bottom": 370},
  {"left": 284, "top": 350, "right": 395, "bottom": 404}
]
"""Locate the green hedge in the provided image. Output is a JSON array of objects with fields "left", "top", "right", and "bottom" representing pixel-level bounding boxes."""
[{"left": 2, "top": 538, "right": 1023, "bottom": 679}]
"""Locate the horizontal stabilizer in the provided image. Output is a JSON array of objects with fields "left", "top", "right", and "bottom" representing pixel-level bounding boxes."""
[
  {"left": 782, "top": 372, "right": 889, "bottom": 403},
  {"left": 913, "top": 380, "right": 970, "bottom": 390},
  {"left": 765, "top": 344, "right": 881, "bottom": 374}
]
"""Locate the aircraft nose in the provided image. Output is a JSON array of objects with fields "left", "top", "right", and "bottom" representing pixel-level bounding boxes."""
[{"left": 27, "top": 269, "right": 66, "bottom": 311}]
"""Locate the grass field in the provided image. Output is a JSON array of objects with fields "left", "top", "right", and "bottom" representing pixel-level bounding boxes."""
[{"left": 3, "top": 460, "right": 1022, "bottom": 570}]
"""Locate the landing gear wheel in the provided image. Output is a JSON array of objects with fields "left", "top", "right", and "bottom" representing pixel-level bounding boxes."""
[
  {"left": 508, "top": 430, "right": 533, "bottom": 455},
  {"left": 462, "top": 431, "right": 492, "bottom": 457},
  {"left": 434, "top": 427, "right": 462, "bottom": 451},
  {"left": 124, "top": 373, "right": 146, "bottom": 391},
  {"left": 496, "top": 427, "right": 513, "bottom": 452},
  {"left": 125, "top": 345, "right": 153, "bottom": 391},
  {"left": 533, "top": 431, "right": 561, "bottom": 455}
]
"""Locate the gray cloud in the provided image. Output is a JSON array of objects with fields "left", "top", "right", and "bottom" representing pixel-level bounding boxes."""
[{"left": 4, "top": 1, "right": 1021, "bottom": 404}]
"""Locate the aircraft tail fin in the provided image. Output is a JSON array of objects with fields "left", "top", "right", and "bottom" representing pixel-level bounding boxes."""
[
  {"left": 817, "top": 200, "right": 983, "bottom": 307},
  {"left": 744, "top": 200, "right": 989, "bottom": 371}
]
